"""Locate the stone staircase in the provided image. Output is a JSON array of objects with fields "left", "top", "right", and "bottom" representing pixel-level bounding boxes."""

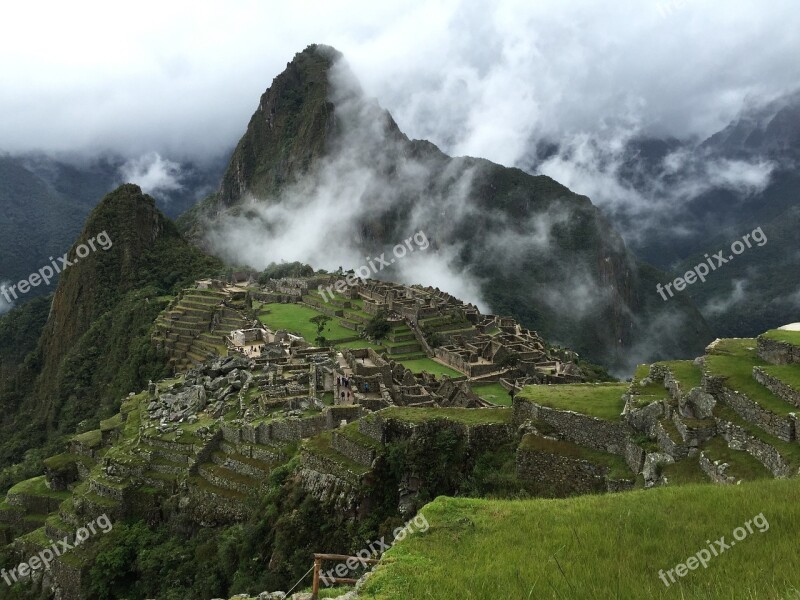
[{"left": 153, "top": 288, "right": 251, "bottom": 372}]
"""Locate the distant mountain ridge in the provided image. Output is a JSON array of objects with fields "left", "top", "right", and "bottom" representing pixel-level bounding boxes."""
[
  {"left": 0, "top": 153, "right": 226, "bottom": 309},
  {"left": 180, "top": 44, "right": 711, "bottom": 370},
  {"left": 561, "top": 91, "right": 800, "bottom": 337}
]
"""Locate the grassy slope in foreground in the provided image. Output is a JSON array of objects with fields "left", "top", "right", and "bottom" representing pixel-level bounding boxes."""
[{"left": 359, "top": 479, "right": 800, "bottom": 600}]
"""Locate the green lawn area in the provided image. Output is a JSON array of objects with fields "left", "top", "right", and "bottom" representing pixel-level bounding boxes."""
[
  {"left": 701, "top": 437, "right": 772, "bottom": 482},
  {"left": 380, "top": 406, "right": 512, "bottom": 425},
  {"left": 706, "top": 339, "right": 796, "bottom": 416},
  {"left": 359, "top": 479, "right": 800, "bottom": 600},
  {"left": 761, "top": 364, "right": 800, "bottom": 393},
  {"left": 517, "top": 383, "right": 627, "bottom": 421},
  {"left": 8, "top": 476, "right": 71, "bottom": 500},
  {"left": 629, "top": 364, "right": 670, "bottom": 407},
  {"left": 399, "top": 358, "right": 463, "bottom": 378},
  {"left": 661, "top": 457, "right": 709, "bottom": 485},
  {"left": 762, "top": 329, "right": 800, "bottom": 347},
  {"left": 660, "top": 360, "right": 704, "bottom": 391},
  {"left": 333, "top": 339, "right": 383, "bottom": 350},
  {"left": 257, "top": 303, "right": 357, "bottom": 343},
  {"left": 472, "top": 382, "right": 513, "bottom": 406}
]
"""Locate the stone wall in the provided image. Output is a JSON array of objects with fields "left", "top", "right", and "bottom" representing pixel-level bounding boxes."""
[
  {"left": 432, "top": 348, "right": 495, "bottom": 377},
  {"left": 623, "top": 440, "right": 646, "bottom": 474},
  {"left": 359, "top": 416, "right": 384, "bottom": 443},
  {"left": 753, "top": 367, "right": 800, "bottom": 409},
  {"left": 513, "top": 398, "right": 633, "bottom": 456},
  {"left": 721, "top": 388, "right": 795, "bottom": 442},
  {"left": 715, "top": 418, "right": 794, "bottom": 477},
  {"left": 185, "top": 485, "right": 248, "bottom": 524},
  {"left": 653, "top": 420, "right": 688, "bottom": 460},
  {"left": 624, "top": 401, "right": 664, "bottom": 435},
  {"left": 516, "top": 444, "right": 608, "bottom": 495},
  {"left": 757, "top": 336, "right": 800, "bottom": 365},
  {"left": 672, "top": 412, "right": 716, "bottom": 446},
  {"left": 331, "top": 432, "right": 376, "bottom": 467},
  {"left": 699, "top": 451, "right": 737, "bottom": 484},
  {"left": 465, "top": 422, "right": 515, "bottom": 452},
  {"left": 296, "top": 467, "right": 361, "bottom": 513},
  {"left": 299, "top": 449, "right": 363, "bottom": 487},
  {"left": 326, "top": 405, "right": 364, "bottom": 427}
]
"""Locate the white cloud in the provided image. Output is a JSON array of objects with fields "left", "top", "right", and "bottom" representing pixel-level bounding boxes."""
[
  {"left": 703, "top": 279, "right": 749, "bottom": 316},
  {"left": 0, "top": 281, "right": 14, "bottom": 315},
  {"left": 0, "top": 0, "right": 797, "bottom": 167},
  {"left": 119, "top": 152, "right": 183, "bottom": 194}
]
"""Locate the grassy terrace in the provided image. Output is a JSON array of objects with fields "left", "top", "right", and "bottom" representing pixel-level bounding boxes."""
[
  {"left": 72, "top": 428, "right": 103, "bottom": 448},
  {"left": 517, "top": 383, "right": 627, "bottom": 421},
  {"left": 629, "top": 364, "right": 670, "bottom": 407},
  {"left": 713, "top": 404, "right": 800, "bottom": 470},
  {"left": 379, "top": 406, "right": 512, "bottom": 425},
  {"left": 761, "top": 329, "right": 800, "bottom": 346},
  {"left": 661, "top": 457, "right": 709, "bottom": 485},
  {"left": 706, "top": 338, "right": 796, "bottom": 416},
  {"left": 303, "top": 431, "right": 372, "bottom": 476},
  {"left": 520, "top": 434, "right": 631, "bottom": 479},
  {"left": 761, "top": 364, "right": 800, "bottom": 393},
  {"left": 660, "top": 359, "right": 704, "bottom": 391},
  {"left": 471, "top": 382, "right": 512, "bottom": 406},
  {"left": 398, "top": 357, "right": 462, "bottom": 378},
  {"left": 8, "top": 476, "right": 71, "bottom": 500},
  {"left": 359, "top": 479, "right": 800, "bottom": 600},
  {"left": 701, "top": 436, "right": 772, "bottom": 481},
  {"left": 338, "top": 421, "right": 383, "bottom": 449}
]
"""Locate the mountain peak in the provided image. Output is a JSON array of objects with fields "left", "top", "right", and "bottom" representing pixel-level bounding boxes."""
[{"left": 216, "top": 44, "right": 345, "bottom": 206}]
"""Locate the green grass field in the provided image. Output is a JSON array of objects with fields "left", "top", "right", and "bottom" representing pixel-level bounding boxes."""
[
  {"left": 706, "top": 339, "right": 796, "bottom": 416},
  {"left": 258, "top": 303, "right": 358, "bottom": 343},
  {"left": 359, "top": 479, "right": 800, "bottom": 600},
  {"left": 471, "top": 382, "right": 513, "bottom": 406},
  {"left": 660, "top": 359, "right": 704, "bottom": 390},
  {"left": 399, "top": 358, "right": 463, "bottom": 378},
  {"left": 762, "top": 329, "right": 800, "bottom": 346},
  {"left": 517, "top": 383, "right": 627, "bottom": 420},
  {"left": 380, "top": 406, "right": 512, "bottom": 425},
  {"left": 762, "top": 364, "right": 800, "bottom": 393},
  {"left": 629, "top": 363, "right": 670, "bottom": 407}
]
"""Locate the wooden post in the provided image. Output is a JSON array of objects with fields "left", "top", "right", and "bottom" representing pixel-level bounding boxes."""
[{"left": 311, "top": 556, "right": 321, "bottom": 600}]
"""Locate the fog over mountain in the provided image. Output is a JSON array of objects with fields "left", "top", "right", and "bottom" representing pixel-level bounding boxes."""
[{"left": 1, "top": 0, "right": 799, "bottom": 167}]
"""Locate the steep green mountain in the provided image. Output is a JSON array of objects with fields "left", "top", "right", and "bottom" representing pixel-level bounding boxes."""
[
  {"left": 676, "top": 204, "right": 800, "bottom": 336},
  {"left": 180, "top": 44, "right": 711, "bottom": 371},
  {"left": 0, "top": 184, "right": 222, "bottom": 489},
  {"left": 577, "top": 92, "right": 800, "bottom": 336},
  {"left": 0, "top": 154, "right": 226, "bottom": 310}
]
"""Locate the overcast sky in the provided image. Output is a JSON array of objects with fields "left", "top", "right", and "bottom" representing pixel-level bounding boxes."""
[{"left": 1, "top": 0, "right": 798, "bottom": 168}]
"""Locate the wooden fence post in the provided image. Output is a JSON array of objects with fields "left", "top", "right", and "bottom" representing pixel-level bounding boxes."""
[{"left": 311, "top": 555, "right": 321, "bottom": 600}]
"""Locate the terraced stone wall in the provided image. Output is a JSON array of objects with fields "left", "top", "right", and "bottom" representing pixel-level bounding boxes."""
[{"left": 757, "top": 337, "right": 800, "bottom": 365}]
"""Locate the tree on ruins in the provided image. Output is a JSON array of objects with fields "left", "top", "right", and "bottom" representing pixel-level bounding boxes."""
[{"left": 310, "top": 314, "right": 332, "bottom": 347}]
